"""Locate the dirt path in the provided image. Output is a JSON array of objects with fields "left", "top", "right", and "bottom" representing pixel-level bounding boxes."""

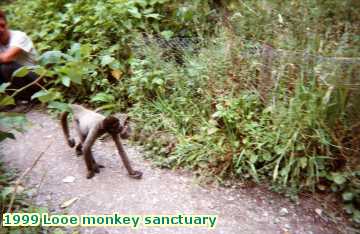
[{"left": 1, "top": 109, "right": 343, "bottom": 234}]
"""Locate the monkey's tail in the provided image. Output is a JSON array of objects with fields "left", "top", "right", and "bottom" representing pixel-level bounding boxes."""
[{"left": 61, "top": 111, "right": 75, "bottom": 148}]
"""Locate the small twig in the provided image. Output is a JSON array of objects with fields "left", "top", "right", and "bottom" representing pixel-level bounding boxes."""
[
  {"left": 7, "top": 140, "right": 53, "bottom": 213},
  {"left": 10, "top": 72, "right": 46, "bottom": 98},
  {"left": 33, "top": 170, "right": 48, "bottom": 198}
]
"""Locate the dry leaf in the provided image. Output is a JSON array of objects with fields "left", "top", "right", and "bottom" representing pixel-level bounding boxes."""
[
  {"left": 60, "top": 197, "right": 79, "bottom": 209},
  {"left": 111, "top": 69, "right": 123, "bottom": 79}
]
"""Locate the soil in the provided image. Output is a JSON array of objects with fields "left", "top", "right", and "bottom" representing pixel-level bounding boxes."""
[{"left": 0, "top": 109, "right": 351, "bottom": 234}]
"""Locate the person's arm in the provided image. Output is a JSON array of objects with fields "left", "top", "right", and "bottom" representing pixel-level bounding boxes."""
[{"left": 0, "top": 47, "right": 22, "bottom": 63}]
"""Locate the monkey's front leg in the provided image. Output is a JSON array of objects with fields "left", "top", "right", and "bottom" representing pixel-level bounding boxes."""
[
  {"left": 92, "top": 155, "right": 105, "bottom": 173},
  {"left": 111, "top": 134, "right": 143, "bottom": 179}
]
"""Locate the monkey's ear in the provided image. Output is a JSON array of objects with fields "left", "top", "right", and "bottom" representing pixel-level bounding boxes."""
[
  {"left": 120, "top": 125, "right": 131, "bottom": 139},
  {"left": 103, "top": 116, "right": 119, "bottom": 126},
  {"left": 123, "top": 115, "right": 130, "bottom": 126}
]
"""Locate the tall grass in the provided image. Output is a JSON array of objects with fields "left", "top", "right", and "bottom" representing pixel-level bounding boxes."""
[
  {"left": 127, "top": 27, "right": 360, "bottom": 222},
  {"left": 3, "top": 0, "right": 359, "bottom": 224}
]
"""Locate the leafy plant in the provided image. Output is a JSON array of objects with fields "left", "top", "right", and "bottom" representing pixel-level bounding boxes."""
[{"left": 2, "top": 0, "right": 359, "bottom": 225}]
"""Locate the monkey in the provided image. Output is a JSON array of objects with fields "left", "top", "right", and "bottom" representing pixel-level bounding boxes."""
[{"left": 60, "top": 104, "right": 142, "bottom": 180}]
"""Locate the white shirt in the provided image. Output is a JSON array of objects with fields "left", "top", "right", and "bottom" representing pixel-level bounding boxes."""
[{"left": 0, "top": 30, "right": 37, "bottom": 66}]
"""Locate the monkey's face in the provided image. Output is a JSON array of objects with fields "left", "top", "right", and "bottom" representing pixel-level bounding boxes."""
[
  {"left": 120, "top": 124, "right": 131, "bottom": 139},
  {"left": 103, "top": 116, "right": 122, "bottom": 134}
]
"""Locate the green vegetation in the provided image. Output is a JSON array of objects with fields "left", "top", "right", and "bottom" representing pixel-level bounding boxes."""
[
  {"left": 0, "top": 158, "right": 48, "bottom": 234},
  {"left": 1, "top": 0, "right": 359, "bottom": 225}
]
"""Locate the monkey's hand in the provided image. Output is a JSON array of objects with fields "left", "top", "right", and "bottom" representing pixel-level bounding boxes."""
[
  {"left": 120, "top": 125, "right": 131, "bottom": 139},
  {"left": 68, "top": 139, "right": 75, "bottom": 148},
  {"left": 129, "top": 170, "right": 142, "bottom": 179}
]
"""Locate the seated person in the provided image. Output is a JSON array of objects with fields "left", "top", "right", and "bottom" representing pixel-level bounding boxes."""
[{"left": 0, "top": 10, "right": 39, "bottom": 101}]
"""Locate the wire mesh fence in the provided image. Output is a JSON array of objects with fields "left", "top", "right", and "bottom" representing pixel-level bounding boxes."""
[{"left": 131, "top": 33, "right": 360, "bottom": 120}]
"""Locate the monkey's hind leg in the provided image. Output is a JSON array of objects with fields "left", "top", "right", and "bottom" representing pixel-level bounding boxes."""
[
  {"left": 75, "top": 143, "right": 83, "bottom": 156},
  {"left": 77, "top": 141, "right": 104, "bottom": 173},
  {"left": 92, "top": 157, "right": 105, "bottom": 174}
]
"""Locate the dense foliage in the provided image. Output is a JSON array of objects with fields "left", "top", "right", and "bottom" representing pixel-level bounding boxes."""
[{"left": 1, "top": 0, "right": 359, "bottom": 224}]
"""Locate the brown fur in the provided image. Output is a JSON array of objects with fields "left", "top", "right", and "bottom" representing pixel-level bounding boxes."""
[
  {"left": 60, "top": 105, "right": 142, "bottom": 180},
  {"left": 103, "top": 116, "right": 122, "bottom": 134},
  {"left": 61, "top": 112, "right": 75, "bottom": 147}
]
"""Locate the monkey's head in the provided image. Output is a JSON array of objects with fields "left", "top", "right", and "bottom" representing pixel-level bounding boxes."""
[{"left": 103, "top": 116, "right": 123, "bottom": 134}]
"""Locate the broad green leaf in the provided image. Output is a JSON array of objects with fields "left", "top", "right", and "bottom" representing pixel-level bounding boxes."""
[
  {"left": 91, "top": 92, "right": 115, "bottom": 103},
  {"left": 32, "top": 65, "right": 49, "bottom": 76},
  {"left": 31, "top": 90, "right": 49, "bottom": 100},
  {"left": 150, "top": 0, "right": 168, "bottom": 5},
  {"left": 0, "top": 131, "right": 15, "bottom": 142},
  {"left": 122, "top": 20, "right": 132, "bottom": 30},
  {"left": 38, "top": 51, "right": 68, "bottom": 65},
  {"left": 58, "top": 65, "right": 82, "bottom": 84},
  {"left": 80, "top": 44, "right": 92, "bottom": 57},
  {"left": 161, "top": 30, "right": 174, "bottom": 40},
  {"left": 342, "top": 192, "right": 354, "bottom": 201},
  {"left": 62, "top": 76, "right": 71, "bottom": 87},
  {"left": 145, "top": 13, "right": 160, "bottom": 19},
  {"left": 109, "top": 60, "right": 123, "bottom": 70},
  {"left": 0, "top": 83, "right": 10, "bottom": 93},
  {"left": 0, "top": 95, "right": 15, "bottom": 106},
  {"left": 69, "top": 43, "right": 81, "bottom": 58},
  {"left": 152, "top": 78, "right": 164, "bottom": 85},
  {"left": 96, "top": 103, "right": 117, "bottom": 111},
  {"left": 135, "top": 0, "right": 147, "bottom": 7},
  {"left": 100, "top": 55, "right": 115, "bottom": 67},
  {"left": 13, "top": 66, "right": 30, "bottom": 77},
  {"left": 263, "top": 152, "right": 272, "bottom": 161},
  {"left": 31, "top": 90, "right": 62, "bottom": 103},
  {"left": 128, "top": 7, "right": 141, "bottom": 18},
  {"left": 250, "top": 154, "right": 258, "bottom": 163},
  {"left": 47, "top": 101, "right": 71, "bottom": 112},
  {"left": 332, "top": 173, "right": 347, "bottom": 185}
]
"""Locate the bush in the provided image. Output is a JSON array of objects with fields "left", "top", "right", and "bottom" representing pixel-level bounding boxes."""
[{"left": 3, "top": 0, "right": 359, "bottom": 224}]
